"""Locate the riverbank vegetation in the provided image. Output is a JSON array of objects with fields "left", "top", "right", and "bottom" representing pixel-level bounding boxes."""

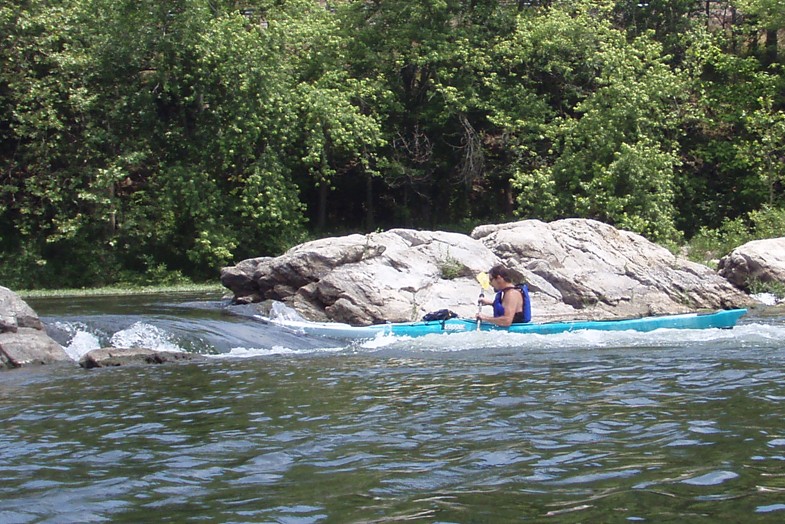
[
  {"left": 2, "top": 0, "right": 784, "bottom": 289},
  {"left": 17, "top": 283, "right": 226, "bottom": 300}
]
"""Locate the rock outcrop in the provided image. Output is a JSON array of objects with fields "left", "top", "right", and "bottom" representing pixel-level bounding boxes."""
[
  {"left": 718, "top": 237, "right": 785, "bottom": 292},
  {"left": 1, "top": 286, "right": 70, "bottom": 369},
  {"left": 222, "top": 229, "right": 497, "bottom": 324},
  {"left": 473, "top": 219, "right": 751, "bottom": 320},
  {"left": 221, "top": 219, "right": 753, "bottom": 325}
]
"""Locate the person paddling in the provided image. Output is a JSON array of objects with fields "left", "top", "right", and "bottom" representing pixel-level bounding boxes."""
[{"left": 476, "top": 265, "right": 531, "bottom": 327}]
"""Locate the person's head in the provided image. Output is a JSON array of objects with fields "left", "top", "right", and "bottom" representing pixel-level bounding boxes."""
[{"left": 488, "top": 264, "right": 515, "bottom": 288}]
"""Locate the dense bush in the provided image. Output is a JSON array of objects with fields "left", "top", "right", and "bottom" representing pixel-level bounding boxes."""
[{"left": 1, "top": 0, "right": 783, "bottom": 288}]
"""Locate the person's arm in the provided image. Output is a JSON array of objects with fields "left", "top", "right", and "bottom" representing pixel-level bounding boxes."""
[{"left": 478, "top": 295, "right": 494, "bottom": 306}]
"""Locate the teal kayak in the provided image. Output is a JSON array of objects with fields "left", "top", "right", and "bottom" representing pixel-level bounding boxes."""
[{"left": 272, "top": 308, "right": 748, "bottom": 340}]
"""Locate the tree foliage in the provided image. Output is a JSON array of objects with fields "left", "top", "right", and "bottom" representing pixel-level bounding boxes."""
[{"left": 1, "top": 0, "right": 784, "bottom": 288}]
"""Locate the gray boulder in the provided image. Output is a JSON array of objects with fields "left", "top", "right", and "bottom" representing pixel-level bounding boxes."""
[
  {"left": 219, "top": 256, "right": 272, "bottom": 304},
  {"left": 1, "top": 286, "right": 71, "bottom": 369},
  {"left": 717, "top": 237, "right": 785, "bottom": 291},
  {"left": 222, "top": 229, "right": 498, "bottom": 324},
  {"left": 79, "top": 348, "right": 205, "bottom": 368},
  {"left": 473, "top": 219, "right": 752, "bottom": 320},
  {"left": 221, "top": 219, "right": 753, "bottom": 325}
]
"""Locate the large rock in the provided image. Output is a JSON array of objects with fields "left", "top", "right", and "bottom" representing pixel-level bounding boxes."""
[
  {"left": 222, "top": 229, "right": 498, "bottom": 324},
  {"left": 717, "top": 237, "right": 785, "bottom": 291},
  {"left": 1, "top": 286, "right": 71, "bottom": 368},
  {"left": 0, "top": 286, "right": 43, "bottom": 332},
  {"left": 473, "top": 219, "right": 752, "bottom": 320},
  {"left": 221, "top": 219, "right": 753, "bottom": 325},
  {"left": 219, "top": 256, "right": 272, "bottom": 303}
]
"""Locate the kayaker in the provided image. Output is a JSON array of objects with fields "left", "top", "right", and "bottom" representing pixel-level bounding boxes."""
[{"left": 476, "top": 265, "right": 531, "bottom": 327}]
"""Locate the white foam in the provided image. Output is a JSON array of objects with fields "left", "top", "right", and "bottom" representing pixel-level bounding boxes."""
[
  {"left": 352, "top": 322, "right": 785, "bottom": 354},
  {"left": 50, "top": 321, "right": 102, "bottom": 361},
  {"left": 63, "top": 330, "right": 102, "bottom": 361},
  {"left": 752, "top": 293, "right": 781, "bottom": 306},
  {"left": 269, "top": 301, "right": 307, "bottom": 321},
  {"left": 212, "top": 345, "right": 346, "bottom": 359},
  {"left": 109, "top": 322, "right": 184, "bottom": 352}
]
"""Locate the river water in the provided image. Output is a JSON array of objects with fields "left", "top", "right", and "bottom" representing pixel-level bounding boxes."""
[{"left": 2, "top": 293, "right": 785, "bottom": 523}]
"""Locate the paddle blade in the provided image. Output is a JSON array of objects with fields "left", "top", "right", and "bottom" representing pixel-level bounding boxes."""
[{"left": 476, "top": 272, "right": 490, "bottom": 290}]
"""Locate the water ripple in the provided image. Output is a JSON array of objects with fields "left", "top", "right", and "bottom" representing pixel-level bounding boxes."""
[{"left": 3, "top": 312, "right": 785, "bottom": 522}]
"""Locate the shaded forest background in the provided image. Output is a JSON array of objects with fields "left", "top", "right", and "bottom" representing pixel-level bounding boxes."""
[{"left": 2, "top": 0, "right": 784, "bottom": 289}]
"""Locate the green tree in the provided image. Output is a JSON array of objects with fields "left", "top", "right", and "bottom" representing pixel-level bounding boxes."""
[
  {"left": 488, "top": 4, "right": 608, "bottom": 221},
  {"left": 556, "top": 31, "right": 687, "bottom": 243},
  {"left": 738, "top": 98, "right": 785, "bottom": 207},
  {"left": 500, "top": 3, "right": 686, "bottom": 243},
  {"left": 0, "top": 0, "right": 312, "bottom": 285},
  {"left": 339, "top": 0, "right": 520, "bottom": 227},
  {"left": 273, "top": 0, "right": 387, "bottom": 232},
  {"left": 676, "top": 33, "right": 780, "bottom": 235},
  {"left": 3, "top": 0, "right": 785, "bottom": 289},
  {"left": 1, "top": 0, "right": 118, "bottom": 286},
  {"left": 736, "top": 0, "right": 785, "bottom": 32}
]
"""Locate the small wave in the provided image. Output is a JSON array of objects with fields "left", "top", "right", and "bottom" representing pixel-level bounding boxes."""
[
  {"left": 49, "top": 320, "right": 186, "bottom": 360},
  {"left": 63, "top": 330, "right": 102, "bottom": 361},
  {"left": 212, "top": 345, "right": 346, "bottom": 359},
  {"left": 752, "top": 293, "right": 784, "bottom": 306},
  {"left": 110, "top": 322, "right": 184, "bottom": 353},
  {"left": 681, "top": 470, "right": 739, "bottom": 486},
  {"left": 348, "top": 323, "right": 781, "bottom": 353},
  {"left": 47, "top": 314, "right": 785, "bottom": 361},
  {"left": 49, "top": 321, "right": 104, "bottom": 361},
  {"left": 358, "top": 333, "right": 403, "bottom": 350}
]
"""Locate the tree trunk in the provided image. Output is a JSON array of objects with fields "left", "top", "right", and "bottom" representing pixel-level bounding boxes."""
[
  {"left": 317, "top": 182, "right": 328, "bottom": 231},
  {"left": 765, "top": 29, "right": 778, "bottom": 66},
  {"left": 365, "top": 172, "right": 375, "bottom": 231}
]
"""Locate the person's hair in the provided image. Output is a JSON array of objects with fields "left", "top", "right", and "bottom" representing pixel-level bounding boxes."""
[{"left": 489, "top": 264, "right": 515, "bottom": 283}]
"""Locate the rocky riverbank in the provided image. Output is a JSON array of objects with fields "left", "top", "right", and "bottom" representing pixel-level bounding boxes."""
[{"left": 4, "top": 219, "right": 785, "bottom": 369}]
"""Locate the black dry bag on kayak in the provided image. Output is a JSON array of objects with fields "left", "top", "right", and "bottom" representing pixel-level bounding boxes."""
[{"left": 422, "top": 309, "right": 458, "bottom": 322}]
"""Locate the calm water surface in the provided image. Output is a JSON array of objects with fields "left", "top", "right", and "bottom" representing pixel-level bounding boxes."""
[{"left": 2, "top": 294, "right": 785, "bottom": 523}]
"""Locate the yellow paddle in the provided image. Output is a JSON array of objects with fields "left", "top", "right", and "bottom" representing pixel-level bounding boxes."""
[
  {"left": 476, "top": 272, "right": 490, "bottom": 330},
  {"left": 476, "top": 272, "right": 490, "bottom": 290}
]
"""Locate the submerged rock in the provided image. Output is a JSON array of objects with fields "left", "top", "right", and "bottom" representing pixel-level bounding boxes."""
[
  {"left": 79, "top": 348, "right": 205, "bottom": 368},
  {"left": 221, "top": 219, "right": 753, "bottom": 325}
]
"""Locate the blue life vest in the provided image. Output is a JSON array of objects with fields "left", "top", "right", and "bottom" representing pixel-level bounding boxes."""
[{"left": 492, "top": 284, "right": 532, "bottom": 323}]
